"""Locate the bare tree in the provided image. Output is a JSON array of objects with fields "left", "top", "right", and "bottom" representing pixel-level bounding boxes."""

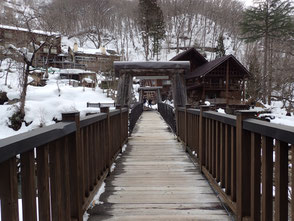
[{"left": 7, "top": 12, "right": 59, "bottom": 119}]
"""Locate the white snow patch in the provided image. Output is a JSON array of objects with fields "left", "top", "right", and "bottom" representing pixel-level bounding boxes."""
[
  {"left": 83, "top": 212, "right": 90, "bottom": 221},
  {"left": 205, "top": 101, "right": 210, "bottom": 106},
  {"left": 88, "top": 182, "right": 106, "bottom": 208},
  {"left": 122, "top": 144, "right": 127, "bottom": 153},
  {"left": 110, "top": 162, "right": 116, "bottom": 173},
  {"left": 217, "top": 108, "right": 225, "bottom": 114}
]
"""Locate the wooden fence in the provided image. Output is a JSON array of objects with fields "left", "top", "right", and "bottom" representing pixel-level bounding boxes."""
[
  {"left": 158, "top": 103, "right": 177, "bottom": 133},
  {"left": 129, "top": 103, "right": 143, "bottom": 134},
  {"left": 176, "top": 105, "right": 294, "bottom": 221},
  {"left": 0, "top": 107, "right": 128, "bottom": 221}
]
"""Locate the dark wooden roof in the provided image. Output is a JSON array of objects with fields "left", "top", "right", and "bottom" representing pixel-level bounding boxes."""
[
  {"left": 170, "top": 48, "right": 208, "bottom": 71},
  {"left": 185, "top": 55, "right": 250, "bottom": 79},
  {"left": 114, "top": 61, "right": 190, "bottom": 77}
]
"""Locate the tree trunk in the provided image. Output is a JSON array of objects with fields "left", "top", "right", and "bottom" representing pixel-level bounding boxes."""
[
  {"left": 263, "top": 33, "right": 268, "bottom": 104},
  {"left": 146, "top": 34, "right": 149, "bottom": 61},
  {"left": 19, "top": 64, "right": 30, "bottom": 117},
  {"left": 267, "top": 40, "right": 273, "bottom": 105}
]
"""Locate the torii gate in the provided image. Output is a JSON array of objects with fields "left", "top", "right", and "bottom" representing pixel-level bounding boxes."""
[{"left": 114, "top": 61, "right": 190, "bottom": 107}]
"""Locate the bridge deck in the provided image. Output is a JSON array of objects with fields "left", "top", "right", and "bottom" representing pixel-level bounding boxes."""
[{"left": 87, "top": 111, "right": 230, "bottom": 220}]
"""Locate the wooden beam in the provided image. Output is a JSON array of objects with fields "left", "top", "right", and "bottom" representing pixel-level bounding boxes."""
[{"left": 226, "top": 60, "right": 229, "bottom": 105}]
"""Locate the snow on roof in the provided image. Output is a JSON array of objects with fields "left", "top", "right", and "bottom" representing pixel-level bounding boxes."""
[
  {"left": 61, "top": 36, "right": 118, "bottom": 56},
  {"left": 75, "top": 47, "right": 103, "bottom": 55},
  {"left": 83, "top": 78, "right": 94, "bottom": 83},
  {"left": 0, "top": 24, "right": 60, "bottom": 37},
  {"left": 59, "top": 69, "right": 96, "bottom": 75}
]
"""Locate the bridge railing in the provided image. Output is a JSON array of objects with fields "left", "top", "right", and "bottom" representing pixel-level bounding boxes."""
[
  {"left": 129, "top": 103, "right": 143, "bottom": 134},
  {"left": 176, "top": 105, "right": 294, "bottom": 221},
  {"left": 158, "top": 103, "right": 177, "bottom": 133},
  {"left": 0, "top": 107, "right": 128, "bottom": 221}
]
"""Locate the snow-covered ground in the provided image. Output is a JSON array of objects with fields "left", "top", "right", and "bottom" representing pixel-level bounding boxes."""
[
  {"left": 0, "top": 60, "right": 114, "bottom": 139},
  {"left": 260, "top": 101, "right": 294, "bottom": 127}
]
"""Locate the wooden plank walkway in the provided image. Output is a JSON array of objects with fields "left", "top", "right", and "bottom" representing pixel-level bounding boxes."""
[{"left": 87, "top": 111, "right": 230, "bottom": 220}]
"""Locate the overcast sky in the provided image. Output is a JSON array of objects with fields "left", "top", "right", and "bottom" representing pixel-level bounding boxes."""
[{"left": 240, "top": 0, "right": 255, "bottom": 7}]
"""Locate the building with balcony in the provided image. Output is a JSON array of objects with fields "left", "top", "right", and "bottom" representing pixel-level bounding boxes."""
[{"left": 171, "top": 48, "right": 250, "bottom": 106}]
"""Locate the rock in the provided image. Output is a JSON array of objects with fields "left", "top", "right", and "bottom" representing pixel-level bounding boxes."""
[{"left": 0, "top": 91, "right": 8, "bottom": 105}]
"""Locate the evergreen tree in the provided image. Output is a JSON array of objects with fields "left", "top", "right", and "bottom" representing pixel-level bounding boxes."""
[
  {"left": 215, "top": 34, "right": 226, "bottom": 58},
  {"left": 240, "top": 0, "right": 294, "bottom": 104},
  {"left": 138, "top": 0, "right": 165, "bottom": 60}
]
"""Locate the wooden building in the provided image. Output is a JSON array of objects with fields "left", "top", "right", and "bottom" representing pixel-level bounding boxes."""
[
  {"left": 67, "top": 44, "right": 120, "bottom": 73},
  {"left": 171, "top": 48, "right": 250, "bottom": 106},
  {"left": 138, "top": 77, "right": 172, "bottom": 101},
  {"left": 0, "top": 26, "right": 120, "bottom": 75},
  {"left": 59, "top": 69, "right": 97, "bottom": 87},
  {"left": 0, "top": 25, "right": 61, "bottom": 67}
]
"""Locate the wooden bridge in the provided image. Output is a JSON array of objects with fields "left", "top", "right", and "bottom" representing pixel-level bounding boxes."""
[{"left": 0, "top": 103, "right": 294, "bottom": 221}]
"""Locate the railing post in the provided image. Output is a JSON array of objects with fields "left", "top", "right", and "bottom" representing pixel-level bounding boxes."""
[
  {"left": 0, "top": 158, "right": 19, "bottom": 221},
  {"left": 185, "top": 104, "right": 191, "bottom": 152},
  {"left": 236, "top": 110, "right": 256, "bottom": 221},
  {"left": 116, "top": 105, "right": 123, "bottom": 152},
  {"left": 100, "top": 107, "right": 111, "bottom": 169},
  {"left": 175, "top": 105, "right": 181, "bottom": 141},
  {"left": 124, "top": 105, "right": 129, "bottom": 138},
  {"left": 62, "top": 112, "right": 82, "bottom": 221},
  {"left": 199, "top": 105, "right": 210, "bottom": 173}
]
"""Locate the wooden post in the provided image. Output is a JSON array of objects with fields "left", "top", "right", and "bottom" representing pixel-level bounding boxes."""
[
  {"left": 242, "top": 77, "right": 245, "bottom": 103},
  {"left": 116, "top": 73, "right": 133, "bottom": 107},
  {"left": 226, "top": 60, "right": 230, "bottom": 105},
  {"left": 275, "top": 141, "right": 288, "bottom": 221},
  {"left": 100, "top": 107, "right": 111, "bottom": 169},
  {"left": 236, "top": 110, "right": 256, "bottom": 221},
  {"left": 37, "top": 145, "right": 50, "bottom": 221},
  {"left": 62, "top": 112, "right": 82, "bottom": 221},
  {"left": 0, "top": 158, "right": 19, "bottom": 221},
  {"left": 185, "top": 104, "right": 191, "bottom": 151},
  {"left": 116, "top": 105, "right": 123, "bottom": 152},
  {"left": 123, "top": 105, "right": 129, "bottom": 140},
  {"left": 202, "top": 78, "right": 206, "bottom": 103},
  {"left": 171, "top": 73, "right": 187, "bottom": 107},
  {"left": 21, "top": 150, "right": 37, "bottom": 221},
  {"left": 250, "top": 133, "right": 261, "bottom": 221},
  {"left": 199, "top": 105, "right": 210, "bottom": 172},
  {"left": 175, "top": 106, "right": 180, "bottom": 140},
  {"left": 157, "top": 88, "right": 162, "bottom": 103},
  {"left": 261, "top": 136, "right": 273, "bottom": 221}
]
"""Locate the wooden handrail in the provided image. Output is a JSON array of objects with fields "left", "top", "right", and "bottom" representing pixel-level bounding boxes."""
[
  {"left": 174, "top": 106, "right": 294, "bottom": 221},
  {"left": 0, "top": 121, "right": 76, "bottom": 163},
  {"left": 129, "top": 103, "right": 143, "bottom": 134},
  {"left": 0, "top": 108, "right": 129, "bottom": 221},
  {"left": 158, "top": 103, "right": 177, "bottom": 134}
]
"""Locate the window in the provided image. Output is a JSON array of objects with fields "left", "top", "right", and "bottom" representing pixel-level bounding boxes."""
[
  {"left": 162, "top": 80, "right": 171, "bottom": 85},
  {"left": 4, "top": 32, "right": 13, "bottom": 39},
  {"left": 36, "top": 37, "right": 43, "bottom": 42},
  {"left": 4, "top": 42, "right": 10, "bottom": 48},
  {"left": 43, "top": 47, "right": 49, "bottom": 53},
  {"left": 51, "top": 47, "right": 57, "bottom": 54}
]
